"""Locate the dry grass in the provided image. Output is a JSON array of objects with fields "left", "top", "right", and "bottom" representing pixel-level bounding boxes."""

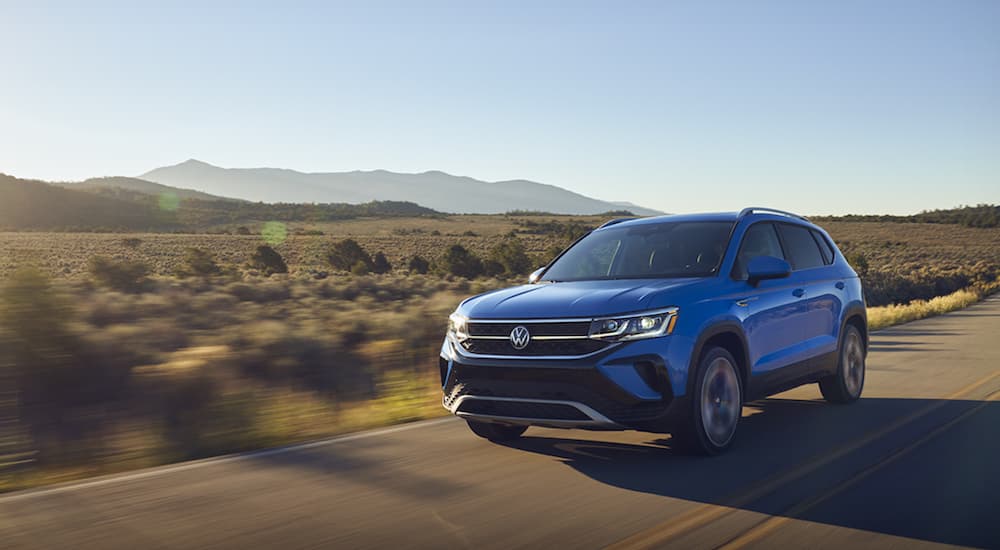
[{"left": 867, "top": 281, "right": 1000, "bottom": 331}]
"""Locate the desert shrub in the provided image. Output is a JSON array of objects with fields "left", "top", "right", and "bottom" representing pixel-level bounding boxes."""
[
  {"left": 351, "top": 261, "right": 371, "bottom": 275},
  {"left": 225, "top": 281, "right": 292, "bottom": 303},
  {"left": 540, "top": 243, "right": 565, "bottom": 265},
  {"left": 235, "top": 226, "right": 252, "bottom": 235},
  {"left": 371, "top": 252, "right": 392, "bottom": 274},
  {"left": 487, "top": 237, "right": 533, "bottom": 277},
  {"left": 88, "top": 256, "right": 150, "bottom": 293},
  {"left": 408, "top": 255, "right": 430, "bottom": 274},
  {"left": 121, "top": 237, "right": 142, "bottom": 248},
  {"left": 0, "top": 268, "right": 132, "bottom": 464},
  {"left": 436, "top": 244, "right": 483, "bottom": 278},
  {"left": 130, "top": 349, "right": 252, "bottom": 459},
  {"left": 517, "top": 218, "right": 594, "bottom": 242},
  {"left": 177, "top": 248, "right": 221, "bottom": 277},
  {"left": 482, "top": 259, "right": 505, "bottom": 277},
  {"left": 248, "top": 245, "right": 288, "bottom": 275},
  {"left": 844, "top": 251, "right": 869, "bottom": 275},
  {"left": 327, "top": 239, "right": 373, "bottom": 272}
]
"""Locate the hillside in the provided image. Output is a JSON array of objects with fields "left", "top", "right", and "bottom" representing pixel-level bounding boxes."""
[
  {"left": 0, "top": 173, "right": 170, "bottom": 230},
  {"left": 0, "top": 174, "right": 439, "bottom": 231},
  {"left": 60, "top": 176, "right": 237, "bottom": 202},
  {"left": 139, "top": 159, "right": 664, "bottom": 216}
]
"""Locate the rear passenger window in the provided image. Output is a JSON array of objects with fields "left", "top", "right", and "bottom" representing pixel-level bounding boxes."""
[
  {"left": 777, "top": 224, "right": 825, "bottom": 270},
  {"left": 733, "top": 223, "right": 784, "bottom": 280},
  {"left": 810, "top": 230, "right": 835, "bottom": 265}
]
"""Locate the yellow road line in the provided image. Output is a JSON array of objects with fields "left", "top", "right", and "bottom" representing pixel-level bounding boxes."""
[
  {"left": 607, "top": 371, "right": 1000, "bottom": 550},
  {"left": 720, "top": 387, "right": 1000, "bottom": 549}
]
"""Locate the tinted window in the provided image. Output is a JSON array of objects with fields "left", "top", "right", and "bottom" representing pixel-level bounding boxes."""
[
  {"left": 541, "top": 221, "right": 733, "bottom": 281},
  {"left": 778, "top": 224, "right": 825, "bottom": 270},
  {"left": 733, "top": 223, "right": 783, "bottom": 280},
  {"left": 811, "top": 229, "right": 835, "bottom": 265}
]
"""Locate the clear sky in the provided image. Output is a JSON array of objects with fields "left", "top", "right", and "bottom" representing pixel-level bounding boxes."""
[{"left": 1, "top": 0, "right": 997, "bottom": 215}]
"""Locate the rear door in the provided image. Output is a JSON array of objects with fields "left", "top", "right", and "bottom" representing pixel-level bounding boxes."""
[{"left": 775, "top": 223, "right": 842, "bottom": 366}]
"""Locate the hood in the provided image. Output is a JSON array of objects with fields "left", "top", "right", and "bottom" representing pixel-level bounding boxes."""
[{"left": 460, "top": 278, "right": 704, "bottom": 319}]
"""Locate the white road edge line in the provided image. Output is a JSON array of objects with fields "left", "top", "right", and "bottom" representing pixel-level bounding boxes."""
[{"left": 0, "top": 416, "right": 459, "bottom": 503}]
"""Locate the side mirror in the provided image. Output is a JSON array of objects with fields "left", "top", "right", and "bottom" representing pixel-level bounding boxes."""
[
  {"left": 528, "top": 267, "right": 545, "bottom": 283},
  {"left": 746, "top": 256, "right": 791, "bottom": 285}
]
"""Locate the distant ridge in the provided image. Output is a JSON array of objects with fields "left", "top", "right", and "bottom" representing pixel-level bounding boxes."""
[
  {"left": 139, "top": 159, "right": 664, "bottom": 216},
  {"left": 0, "top": 173, "right": 439, "bottom": 231},
  {"left": 59, "top": 176, "right": 238, "bottom": 202}
]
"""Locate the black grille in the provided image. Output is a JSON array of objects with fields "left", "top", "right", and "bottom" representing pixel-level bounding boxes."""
[
  {"left": 467, "top": 321, "right": 591, "bottom": 338},
  {"left": 462, "top": 339, "right": 610, "bottom": 357},
  {"left": 457, "top": 399, "right": 590, "bottom": 421}
]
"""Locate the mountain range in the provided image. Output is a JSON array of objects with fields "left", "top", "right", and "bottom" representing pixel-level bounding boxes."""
[{"left": 139, "top": 160, "right": 663, "bottom": 216}]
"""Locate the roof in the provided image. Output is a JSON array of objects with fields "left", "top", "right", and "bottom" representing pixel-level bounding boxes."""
[
  {"left": 596, "top": 211, "right": 739, "bottom": 230},
  {"left": 596, "top": 208, "right": 811, "bottom": 231}
]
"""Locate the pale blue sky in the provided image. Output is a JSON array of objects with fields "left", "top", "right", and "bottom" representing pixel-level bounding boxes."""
[{"left": 1, "top": 0, "right": 997, "bottom": 214}]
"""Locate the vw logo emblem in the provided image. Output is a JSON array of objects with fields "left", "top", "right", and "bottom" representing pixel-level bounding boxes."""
[{"left": 509, "top": 325, "right": 531, "bottom": 350}]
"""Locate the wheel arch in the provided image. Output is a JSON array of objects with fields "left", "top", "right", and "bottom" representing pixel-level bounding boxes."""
[
  {"left": 686, "top": 322, "right": 750, "bottom": 398},
  {"left": 841, "top": 303, "right": 868, "bottom": 355}
]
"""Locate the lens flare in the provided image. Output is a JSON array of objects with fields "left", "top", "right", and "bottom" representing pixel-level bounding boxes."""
[
  {"left": 158, "top": 192, "right": 180, "bottom": 212},
  {"left": 261, "top": 221, "right": 287, "bottom": 246}
]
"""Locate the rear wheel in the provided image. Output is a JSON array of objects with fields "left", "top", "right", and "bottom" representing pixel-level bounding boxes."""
[
  {"left": 820, "top": 324, "right": 866, "bottom": 403},
  {"left": 466, "top": 420, "right": 527, "bottom": 442},
  {"left": 673, "top": 346, "right": 743, "bottom": 455}
]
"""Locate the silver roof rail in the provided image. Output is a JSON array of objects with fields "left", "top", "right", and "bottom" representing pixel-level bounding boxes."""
[
  {"left": 737, "top": 207, "right": 809, "bottom": 222},
  {"left": 597, "top": 217, "right": 636, "bottom": 229}
]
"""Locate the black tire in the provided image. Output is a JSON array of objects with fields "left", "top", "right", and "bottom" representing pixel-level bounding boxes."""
[
  {"left": 672, "top": 346, "right": 743, "bottom": 456},
  {"left": 819, "top": 324, "right": 866, "bottom": 404},
  {"left": 466, "top": 420, "right": 528, "bottom": 442}
]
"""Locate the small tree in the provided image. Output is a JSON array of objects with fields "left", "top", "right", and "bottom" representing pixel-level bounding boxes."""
[
  {"left": 88, "top": 256, "right": 150, "bottom": 292},
  {"left": 437, "top": 244, "right": 483, "bottom": 278},
  {"left": 408, "top": 255, "right": 429, "bottom": 274},
  {"left": 179, "top": 248, "right": 221, "bottom": 277},
  {"left": 371, "top": 252, "right": 392, "bottom": 274},
  {"left": 327, "top": 239, "right": 373, "bottom": 272},
  {"left": 248, "top": 245, "right": 288, "bottom": 276},
  {"left": 488, "top": 237, "right": 533, "bottom": 277},
  {"left": 845, "top": 251, "right": 869, "bottom": 276},
  {"left": 482, "top": 259, "right": 505, "bottom": 277}
]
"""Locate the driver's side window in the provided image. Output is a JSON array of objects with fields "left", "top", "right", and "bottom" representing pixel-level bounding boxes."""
[
  {"left": 574, "top": 239, "right": 621, "bottom": 278},
  {"left": 733, "top": 223, "right": 784, "bottom": 280}
]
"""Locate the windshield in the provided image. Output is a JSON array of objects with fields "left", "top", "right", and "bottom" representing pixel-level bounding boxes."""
[{"left": 541, "top": 221, "right": 734, "bottom": 281}]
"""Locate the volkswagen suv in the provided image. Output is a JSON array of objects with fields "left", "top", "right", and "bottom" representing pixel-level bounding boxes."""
[{"left": 440, "top": 208, "right": 867, "bottom": 454}]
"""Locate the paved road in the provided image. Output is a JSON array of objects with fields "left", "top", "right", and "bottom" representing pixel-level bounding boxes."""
[{"left": 2, "top": 297, "right": 999, "bottom": 549}]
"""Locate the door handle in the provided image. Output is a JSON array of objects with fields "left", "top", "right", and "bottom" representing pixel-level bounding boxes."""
[
  {"left": 792, "top": 288, "right": 805, "bottom": 298},
  {"left": 835, "top": 281, "right": 845, "bottom": 290}
]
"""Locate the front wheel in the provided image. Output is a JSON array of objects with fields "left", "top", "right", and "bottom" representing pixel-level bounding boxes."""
[
  {"left": 673, "top": 346, "right": 743, "bottom": 455},
  {"left": 819, "top": 324, "right": 866, "bottom": 404},
  {"left": 466, "top": 420, "right": 527, "bottom": 442}
]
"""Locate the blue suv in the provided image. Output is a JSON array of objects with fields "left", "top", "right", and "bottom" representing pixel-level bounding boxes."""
[{"left": 440, "top": 208, "right": 867, "bottom": 454}]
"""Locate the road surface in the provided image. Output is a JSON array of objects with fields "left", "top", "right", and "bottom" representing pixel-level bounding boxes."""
[{"left": 2, "top": 296, "right": 999, "bottom": 549}]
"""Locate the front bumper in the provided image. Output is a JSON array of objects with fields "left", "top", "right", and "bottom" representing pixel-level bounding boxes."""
[{"left": 439, "top": 338, "right": 688, "bottom": 433}]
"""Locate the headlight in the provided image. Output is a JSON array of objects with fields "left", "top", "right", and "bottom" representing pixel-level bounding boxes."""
[
  {"left": 588, "top": 308, "right": 678, "bottom": 341},
  {"left": 448, "top": 312, "right": 469, "bottom": 343}
]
